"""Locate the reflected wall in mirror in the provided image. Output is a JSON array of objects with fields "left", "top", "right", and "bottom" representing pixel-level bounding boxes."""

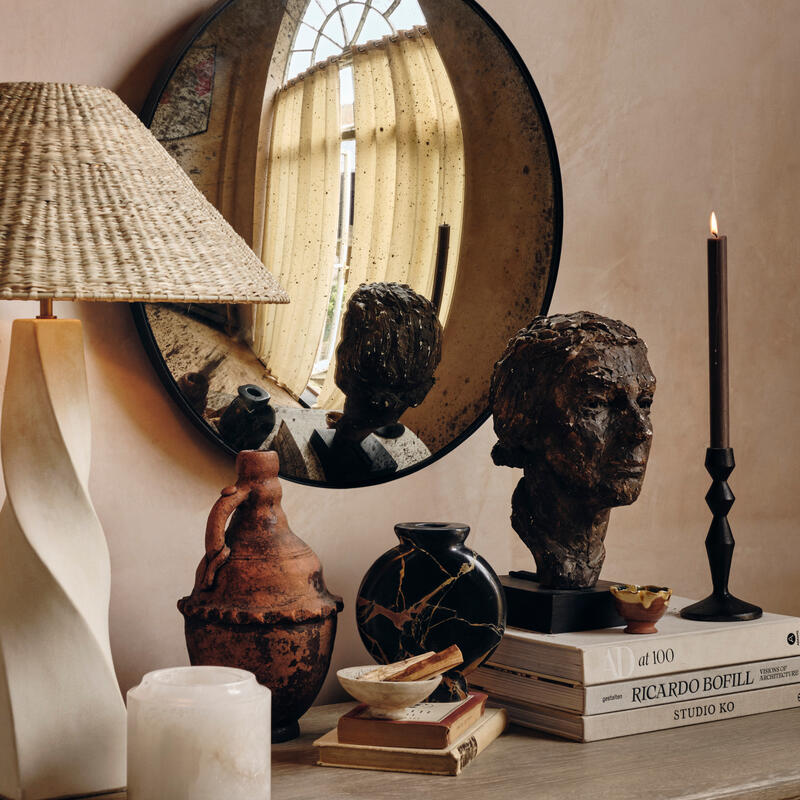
[{"left": 133, "top": 0, "right": 562, "bottom": 487}]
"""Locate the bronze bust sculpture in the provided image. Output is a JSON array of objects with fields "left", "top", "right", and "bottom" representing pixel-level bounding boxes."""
[{"left": 491, "top": 312, "right": 656, "bottom": 589}]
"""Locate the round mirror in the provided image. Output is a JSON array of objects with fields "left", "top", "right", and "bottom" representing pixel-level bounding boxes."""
[{"left": 133, "top": 0, "right": 562, "bottom": 487}]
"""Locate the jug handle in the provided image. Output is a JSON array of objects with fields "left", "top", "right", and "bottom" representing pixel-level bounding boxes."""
[{"left": 199, "top": 484, "right": 249, "bottom": 590}]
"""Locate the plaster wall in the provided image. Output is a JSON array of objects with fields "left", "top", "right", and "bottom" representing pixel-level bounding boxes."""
[{"left": 0, "top": 0, "right": 798, "bottom": 703}]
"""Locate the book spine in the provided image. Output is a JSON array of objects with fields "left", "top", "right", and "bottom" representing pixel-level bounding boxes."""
[
  {"left": 581, "top": 621, "right": 800, "bottom": 683},
  {"left": 454, "top": 707, "right": 508, "bottom": 774},
  {"left": 581, "top": 683, "right": 800, "bottom": 741},
  {"left": 502, "top": 683, "right": 800, "bottom": 742},
  {"left": 475, "top": 656, "right": 800, "bottom": 714},
  {"left": 584, "top": 655, "right": 800, "bottom": 713}
]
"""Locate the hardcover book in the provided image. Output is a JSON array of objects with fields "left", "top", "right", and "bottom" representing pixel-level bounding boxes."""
[
  {"left": 494, "top": 682, "right": 800, "bottom": 741},
  {"left": 337, "top": 692, "right": 487, "bottom": 749},
  {"left": 491, "top": 598, "right": 800, "bottom": 684},
  {"left": 471, "top": 656, "right": 800, "bottom": 714},
  {"left": 316, "top": 707, "right": 507, "bottom": 775}
]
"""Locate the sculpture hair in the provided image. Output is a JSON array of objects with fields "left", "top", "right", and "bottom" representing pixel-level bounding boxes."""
[
  {"left": 490, "top": 311, "right": 645, "bottom": 468},
  {"left": 335, "top": 282, "right": 443, "bottom": 408}
]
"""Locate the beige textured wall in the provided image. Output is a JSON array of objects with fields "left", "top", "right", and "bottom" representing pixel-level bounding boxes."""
[{"left": 0, "top": 0, "right": 798, "bottom": 705}]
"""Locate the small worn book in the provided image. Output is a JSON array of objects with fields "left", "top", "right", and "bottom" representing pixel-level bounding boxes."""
[
  {"left": 316, "top": 707, "right": 507, "bottom": 775},
  {"left": 337, "top": 692, "right": 487, "bottom": 749}
]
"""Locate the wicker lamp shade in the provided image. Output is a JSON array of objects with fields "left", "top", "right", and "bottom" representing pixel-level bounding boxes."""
[{"left": 0, "top": 82, "right": 289, "bottom": 304}]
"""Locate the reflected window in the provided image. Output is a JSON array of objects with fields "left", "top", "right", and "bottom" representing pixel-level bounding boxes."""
[
  {"left": 254, "top": 0, "right": 463, "bottom": 408},
  {"left": 285, "top": 0, "right": 426, "bottom": 80}
]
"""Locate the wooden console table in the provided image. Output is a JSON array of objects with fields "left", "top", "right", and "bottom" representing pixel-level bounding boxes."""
[
  {"left": 273, "top": 703, "right": 800, "bottom": 800},
  {"left": 67, "top": 703, "right": 800, "bottom": 799}
]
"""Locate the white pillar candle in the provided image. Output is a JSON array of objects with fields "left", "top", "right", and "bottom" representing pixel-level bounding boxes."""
[{"left": 127, "top": 666, "right": 270, "bottom": 800}]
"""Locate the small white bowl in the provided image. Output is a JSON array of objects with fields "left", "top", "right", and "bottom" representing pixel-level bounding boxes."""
[{"left": 337, "top": 665, "right": 441, "bottom": 719}]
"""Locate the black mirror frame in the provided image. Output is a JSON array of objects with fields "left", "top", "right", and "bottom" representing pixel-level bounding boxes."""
[{"left": 131, "top": 0, "right": 563, "bottom": 489}]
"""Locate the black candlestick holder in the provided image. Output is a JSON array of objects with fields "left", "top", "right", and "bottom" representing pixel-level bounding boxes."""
[{"left": 681, "top": 448, "right": 762, "bottom": 621}]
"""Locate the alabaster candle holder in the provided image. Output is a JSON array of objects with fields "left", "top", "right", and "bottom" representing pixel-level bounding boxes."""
[{"left": 127, "top": 666, "right": 270, "bottom": 799}]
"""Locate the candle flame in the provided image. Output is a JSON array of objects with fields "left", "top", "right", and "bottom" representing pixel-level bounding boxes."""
[{"left": 710, "top": 211, "right": 719, "bottom": 237}]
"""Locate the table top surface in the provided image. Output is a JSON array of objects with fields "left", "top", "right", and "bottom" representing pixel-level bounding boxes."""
[{"left": 272, "top": 703, "right": 800, "bottom": 800}]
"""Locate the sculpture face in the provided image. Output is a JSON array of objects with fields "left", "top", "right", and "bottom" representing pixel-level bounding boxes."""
[
  {"left": 490, "top": 311, "right": 657, "bottom": 589},
  {"left": 543, "top": 344, "right": 655, "bottom": 508}
]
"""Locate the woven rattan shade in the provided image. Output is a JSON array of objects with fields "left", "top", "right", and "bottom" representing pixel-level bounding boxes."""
[{"left": 0, "top": 83, "right": 289, "bottom": 304}]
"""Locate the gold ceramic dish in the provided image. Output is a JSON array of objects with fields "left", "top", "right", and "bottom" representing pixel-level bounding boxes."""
[{"left": 610, "top": 585, "right": 673, "bottom": 634}]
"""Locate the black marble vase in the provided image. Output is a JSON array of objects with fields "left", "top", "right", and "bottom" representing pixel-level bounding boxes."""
[{"left": 356, "top": 522, "right": 506, "bottom": 700}]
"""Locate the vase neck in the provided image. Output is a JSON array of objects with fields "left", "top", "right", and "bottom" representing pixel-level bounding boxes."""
[
  {"left": 395, "top": 522, "right": 469, "bottom": 550},
  {"left": 235, "top": 449, "right": 279, "bottom": 482}
]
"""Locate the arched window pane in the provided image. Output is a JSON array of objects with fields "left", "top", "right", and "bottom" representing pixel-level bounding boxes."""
[
  {"left": 387, "top": 0, "right": 426, "bottom": 32},
  {"left": 314, "top": 0, "right": 338, "bottom": 13},
  {"left": 315, "top": 36, "right": 342, "bottom": 62},
  {"left": 319, "top": 15, "right": 346, "bottom": 48},
  {"left": 302, "top": 2, "right": 326, "bottom": 30},
  {"left": 293, "top": 22, "right": 318, "bottom": 51},
  {"left": 357, "top": 8, "right": 393, "bottom": 43},
  {"left": 286, "top": 51, "right": 311, "bottom": 79},
  {"left": 340, "top": 3, "right": 367, "bottom": 42}
]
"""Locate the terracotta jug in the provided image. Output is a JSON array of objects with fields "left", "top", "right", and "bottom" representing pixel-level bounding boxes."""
[{"left": 178, "top": 450, "right": 343, "bottom": 742}]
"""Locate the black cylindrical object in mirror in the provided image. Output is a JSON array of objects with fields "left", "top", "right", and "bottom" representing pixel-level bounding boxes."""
[{"left": 218, "top": 385, "right": 275, "bottom": 451}]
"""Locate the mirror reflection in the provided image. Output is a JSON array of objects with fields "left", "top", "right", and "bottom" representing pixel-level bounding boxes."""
[{"left": 137, "top": 0, "right": 561, "bottom": 486}]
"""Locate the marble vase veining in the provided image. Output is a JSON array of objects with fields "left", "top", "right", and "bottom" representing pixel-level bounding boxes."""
[{"left": 356, "top": 522, "right": 506, "bottom": 700}]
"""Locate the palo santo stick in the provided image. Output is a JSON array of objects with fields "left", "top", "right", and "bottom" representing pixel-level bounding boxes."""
[
  {"left": 359, "top": 652, "right": 434, "bottom": 682},
  {"left": 384, "top": 645, "right": 463, "bottom": 682}
]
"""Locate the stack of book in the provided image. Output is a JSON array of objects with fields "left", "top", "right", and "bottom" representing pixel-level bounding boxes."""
[
  {"left": 470, "top": 597, "right": 800, "bottom": 741},
  {"left": 315, "top": 692, "right": 507, "bottom": 775}
]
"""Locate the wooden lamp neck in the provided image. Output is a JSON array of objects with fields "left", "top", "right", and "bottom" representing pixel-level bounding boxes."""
[{"left": 37, "top": 299, "right": 56, "bottom": 319}]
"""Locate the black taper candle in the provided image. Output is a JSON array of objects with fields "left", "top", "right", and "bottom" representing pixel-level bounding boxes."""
[
  {"left": 681, "top": 213, "right": 761, "bottom": 622},
  {"left": 708, "top": 225, "right": 729, "bottom": 448}
]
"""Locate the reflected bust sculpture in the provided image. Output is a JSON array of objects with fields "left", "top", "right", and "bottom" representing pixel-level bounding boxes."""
[
  {"left": 490, "top": 312, "right": 656, "bottom": 589},
  {"left": 312, "top": 282, "right": 443, "bottom": 481},
  {"left": 334, "top": 282, "right": 443, "bottom": 445}
]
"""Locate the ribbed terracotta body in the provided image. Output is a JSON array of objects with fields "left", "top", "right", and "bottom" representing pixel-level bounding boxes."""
[{"left": 178, "top": 451, "right": 342, "bottom": 741}]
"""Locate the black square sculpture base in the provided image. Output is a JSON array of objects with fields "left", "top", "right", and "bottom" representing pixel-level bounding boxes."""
[
  {"left": 501, "top": 571, "right": 625, "bottom": 633},
  {"left": 310, "top": 428, "right": 397, "bottom": 483}
]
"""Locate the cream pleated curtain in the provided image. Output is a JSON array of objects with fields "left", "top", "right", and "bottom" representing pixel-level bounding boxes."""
[
  {"left": 315, "top": 26, "right": 465, "bottom": 410},
  {"left": 252, "top": 58, "right": 341, "bottom": 398}
]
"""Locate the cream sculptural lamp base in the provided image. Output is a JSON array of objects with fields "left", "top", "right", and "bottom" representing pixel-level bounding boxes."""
[{"left": 0, "top": 319, "right": 126, "bottom": 800}]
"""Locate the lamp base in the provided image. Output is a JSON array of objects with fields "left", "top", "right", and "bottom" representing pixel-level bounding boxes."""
[
  {"left": 680, "top": 593, "right": 762, "bottom": 622},
  {"left": 0, "top": 319, "right": 126, "bottom": 800}
]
